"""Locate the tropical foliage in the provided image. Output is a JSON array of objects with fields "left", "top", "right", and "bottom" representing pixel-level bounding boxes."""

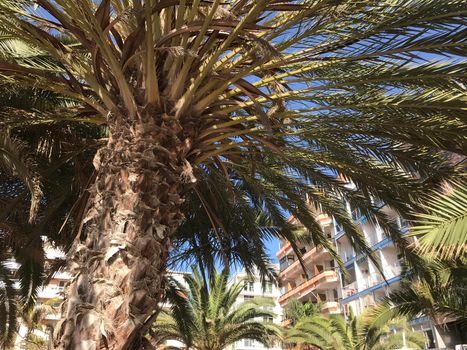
[
  {"left": 19, "top": 299, "right": 59, "bottom": 350},
  {"left": 282, "top": 298, "right": 321, "bottom": 327},
  {"left": 367, "top": 257, "right": 467, "bottom": 327},
  {"left": 410, "top": 180, "right": 467, "bottom": 260},
  {"left": 284, "top": 308, "right": 425, "bottom": 350},
  {"left": 151, "top": 268, "right": 279, "bottom": 350},
  {"left": 0, "top": 0, "right": 466, "bottom": 347}
]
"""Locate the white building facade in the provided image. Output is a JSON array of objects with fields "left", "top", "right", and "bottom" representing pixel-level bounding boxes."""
[
  {"left": 227, "top": 267, "right": 283, "bottom": 350},
  {"left": 333, "top": 203, "right": 463, "bottom": 349}
]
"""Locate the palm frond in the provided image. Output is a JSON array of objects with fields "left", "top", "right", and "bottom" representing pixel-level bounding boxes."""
[
  {"left": 410, "top": 180, "right": 467, "bottom": 259},
  {"left": 0, "top": 132, "right": 42, "bottom": 222}
]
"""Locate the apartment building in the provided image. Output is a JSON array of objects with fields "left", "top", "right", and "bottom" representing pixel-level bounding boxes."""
[
  {"left": 333, "top": 203, "right": 464, "bottom": 349},
  {"left": 334, "top": 205, "right": 406, "bottom": 316},
  {"left": 277, "top": 214, "right": 341, "bottom": 315},
  {"left": 227, "top": 266, "right": 283, "bottom": 350},
  {"left": 275, "top": 201, "right": 465, "bottom": 349}
]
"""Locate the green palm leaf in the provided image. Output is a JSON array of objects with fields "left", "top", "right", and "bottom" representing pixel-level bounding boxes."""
[{"left": 410, "top": 180, "right": 467, "bottom": 259}]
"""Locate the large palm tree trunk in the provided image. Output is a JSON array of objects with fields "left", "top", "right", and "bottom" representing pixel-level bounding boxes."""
[{"left": 56, "top": 113, "right": 195, "bottom": 349}]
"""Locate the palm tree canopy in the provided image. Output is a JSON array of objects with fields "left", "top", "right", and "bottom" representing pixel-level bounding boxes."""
[
  {"left": 0, "top": 0, "right": 465, "bottom": 262},
  {"left": 364, "top": 257, "right": 467, "bottom": 327},
  {"left": 151, "top": 268, "right": 280, "bottom": 350},
  {"left": 282, "top": 298, "right": 321, "bottom": 326}
]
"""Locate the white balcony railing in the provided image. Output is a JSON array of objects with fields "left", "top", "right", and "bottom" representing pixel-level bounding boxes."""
[
  {"left": 342, "top": 281, "right": 357, "bottom": 297},
  {"left": 359, "top": 264, "right": 401, "bottom": 291}
]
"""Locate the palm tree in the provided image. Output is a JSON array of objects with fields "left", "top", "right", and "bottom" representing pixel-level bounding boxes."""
[
  {"left": 19, "top": 299, "right": 60, "bottom": 350},
  {"left": 0, "top": 1, "right": 466, "bottom": 347},
  {"left": 0, "top": 249, "right": 17, "bottom": 349},
  {"left": 284, "top": 310, "right": 425, "bottom": 350},
  {"left": 151, "top": 268, "right": 279, "bottom": 350},
  {"left": 365, "top": 257, "right": 467, "bottom": 329},
  {"left": 283, "top": 299, "right": 321, "bottom": 327}
]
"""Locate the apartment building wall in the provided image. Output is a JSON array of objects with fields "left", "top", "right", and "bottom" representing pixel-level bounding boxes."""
[
  {"left": 332, "top": 204, "right": 460, "bottom": 349},
  {"left": 227, "top": 267, "right": 283, "bottom": 350},
  {"left": 276, "top": 214, "right": 341, "bottom": 315}
]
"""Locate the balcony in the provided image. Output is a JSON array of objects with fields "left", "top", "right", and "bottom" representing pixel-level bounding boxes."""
[
  {"left": 277, "top": 241, "right": 292, "bottom": 259},
  {"left": 342, "top": 281, "right": 357, "bottom": 298},
  {"left": 279, "top": 246, "right": 329, "bottom": 279},
  {"left": 278, "top": 270, "right": 338, "bottom": 305},
  {"left": 321, "top": 301, "right": 341, "bottom": 314},
  {"left": 37, "top": 285, "right": 64, "bottom": 299}
]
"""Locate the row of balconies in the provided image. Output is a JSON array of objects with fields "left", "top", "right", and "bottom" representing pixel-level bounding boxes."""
[{"left": 278, "top": 269, "right": 338, "bottom": 305}]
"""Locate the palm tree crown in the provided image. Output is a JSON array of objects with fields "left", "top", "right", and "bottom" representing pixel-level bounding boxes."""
[{"left": 152, "top": 268, "right": 280, "bottom": 350}]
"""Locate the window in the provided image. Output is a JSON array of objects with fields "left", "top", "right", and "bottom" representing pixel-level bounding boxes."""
[
  {"left": 264, "top": 282, "right": 273, "bottom": 293},
  {"left": 333, "top": 289, "right": 339, "bottom": 300},
  {"left": 244, "top": 280, "right": 254, "bottom": 292},
  {"left": 263, "top": 315, "right": 274, "bottom": 323},
  {"left": 58, "top": 281, "right": 66, "bottom": 291},
  {"left": 351, "top": 208, "right": 361, "bottom": 222},
  {"left": 244, "top": 339, "right": 255, "bottom": 347},
  {"left": 318, "top": 293, "right": 327, "bottom": 301}
]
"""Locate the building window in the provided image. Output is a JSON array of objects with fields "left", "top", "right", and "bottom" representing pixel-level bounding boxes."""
[
  {"left": 264, "top": 282, "right": 273, "bottom": 293},
  {"left": 244, "top": 280, "right": 254, "bottom": 292},
  {"left": 263, "top": 315, "right": 274, "bottom": 323},
  {"left": 279, "top": 256, "right": 288, "bottom": 271},
  {"left": 351, "top": 208, "right": 361, "bottom": 222},
  {"left": 333, "top": 289, "right": 339, "bottom": 300},
  {"left": 58, "top": 281, "right": 66, "bottom": 291},
  {"left": 244, "top": 339, "right": 255, "bottom": 347}
]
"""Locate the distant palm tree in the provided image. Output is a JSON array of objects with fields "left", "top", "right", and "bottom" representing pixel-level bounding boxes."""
[
  {"left": 284, "top": 309, "right": 425, "bottom": 350},
  {"left": 283, "top": 299, "right": 321, "bottom": 327},
  {"left": 19, "top": 299, "right": 59, "bottom": 350},
  {"left": 151, "top": 268, "right": 280, "bottom": 350},
  {"left": 0, "top": 1, "right": 466, "bottom": 347}
]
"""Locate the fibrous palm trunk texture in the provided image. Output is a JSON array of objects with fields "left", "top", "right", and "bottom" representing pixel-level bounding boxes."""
[{"left": 57, "top": 111, "right": 196, "bottom": 349}]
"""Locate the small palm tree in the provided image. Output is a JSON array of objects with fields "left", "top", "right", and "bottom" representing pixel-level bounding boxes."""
[
  {"left": 283, "top": 299, "right": 321, "bottom": 327},
  {"left": 151, "top": 268, "right": 280, "bottom": 350},
  {"left": 19, "top": 299, "right": 59, "bottom": 350},
  {"left": 284, "top": 309, "right": 425, "bottom": 350}
]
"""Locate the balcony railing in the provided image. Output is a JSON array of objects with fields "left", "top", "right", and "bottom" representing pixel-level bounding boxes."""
[
  {"left": 342, "top": 281, "right": 358, "bottom": 298},
  {"left": 278, "top": 269, "right": 338, "bottom": 304},
  {"left": 279, "top": 246, "right": 329, "bottom": 276},
  {"left": 343, "top": 264, "right": 402, "bottom": 297}
]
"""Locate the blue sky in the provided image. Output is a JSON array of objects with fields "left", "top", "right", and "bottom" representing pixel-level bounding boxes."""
[{"left": 266, "top": 238, "right": 280, "bottom": 263}]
